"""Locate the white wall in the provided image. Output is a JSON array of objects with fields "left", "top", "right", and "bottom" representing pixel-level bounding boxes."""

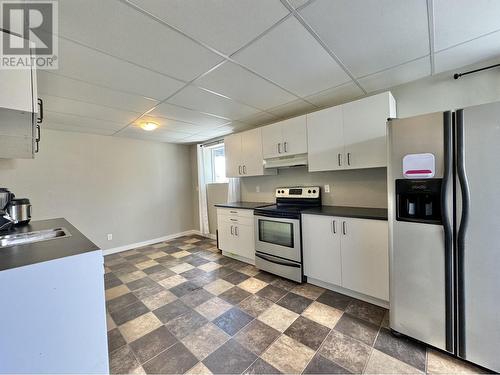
[
  {"left": 0, "top": 129, "right": 195, "bottom": 249},
  {"left": 240, "top": 60, "right": 500, "bottom": 207}
]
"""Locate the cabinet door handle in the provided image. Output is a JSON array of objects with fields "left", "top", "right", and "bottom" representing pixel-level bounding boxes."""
[
  {"left": 342, "top": 221, "right": 347, "bottom": 235},
  {"left": 347, "top": 153, "right": 351, "bottom": 166},
  {"left": 37, "top": 98, "right": 44, "bottom": 124},
  {"left": 229, "top": 210, "right": 238, "bottom": 214},
  {"left": 230, "top": 225, "right": 234, "bottom": 235},
  {"left": 230, "top": 218, "right": 238, "bottom": 222},
  {"left": 238, "top": 165, "right": 242, "bottom": 175},
  {"left": 35, "top": 124, "right": 41, "bottom": 153},
  {"left": 278, "top": 143, "right": 282, "bottom": 154},
  {"left": 332, "top": 220, "right": 337, "bottom": 234},
  {"left": 243, "top": 165, "right": 247, "bottom": 174},
  {"left": 234, "top": 226, "right": 239, "bottom": 236},
  {"left": 338, "top": 153, "right": 342, "bottom": 166},
  {"left": 284, "top": 142, "right": 288, "bottom": 153}
]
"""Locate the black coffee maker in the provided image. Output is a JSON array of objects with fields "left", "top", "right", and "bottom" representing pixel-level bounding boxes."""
[{"left": 0, "top": 188, "right": 15, "bottom": 232}]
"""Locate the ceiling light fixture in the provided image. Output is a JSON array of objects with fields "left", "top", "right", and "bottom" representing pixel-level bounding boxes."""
[{"left": 140, "top": 121, "right": 159, "bottom": 131}]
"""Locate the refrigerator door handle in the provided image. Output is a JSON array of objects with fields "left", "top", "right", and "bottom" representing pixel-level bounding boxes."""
[
  {"left": 442, "top": 111, "right": 454, "bottom": 353},
  {"left": 456, "top": 109, "right": 470, "bottom": 357}
]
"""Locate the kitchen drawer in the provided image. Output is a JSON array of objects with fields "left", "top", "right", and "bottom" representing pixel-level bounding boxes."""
[
  {"left": 218, "top": 214, "right": 254, "bottom": 227},
  {"left": 216, "top": 208, "right": 254, "bottom": 219}
]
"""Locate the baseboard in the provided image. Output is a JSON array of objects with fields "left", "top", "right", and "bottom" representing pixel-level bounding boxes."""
[
  {"left": 307, "top": 277, "right": 389, "bottom": 309},
  {"left": 103, "top": 229, "right": 201, "bottom": 256}
]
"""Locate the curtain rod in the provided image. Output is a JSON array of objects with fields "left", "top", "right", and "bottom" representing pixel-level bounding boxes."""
[{"left": 454, "top": 62, "right": 500, "bottom": 79}]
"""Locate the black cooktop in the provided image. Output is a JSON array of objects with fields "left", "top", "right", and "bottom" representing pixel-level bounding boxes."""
[{"left": 254, "top": 203, "right": 320, "bottom": 219}]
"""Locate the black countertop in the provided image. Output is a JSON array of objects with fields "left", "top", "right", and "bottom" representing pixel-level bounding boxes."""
[
  {"left": 0, "top": 218, "right": 100, "bottom": 271},
  {"left": 215, "top": 202, "right": 273, "bottom": 210},
  {"left": 302, "top": 206, "right": 388, "bottom": 221}
]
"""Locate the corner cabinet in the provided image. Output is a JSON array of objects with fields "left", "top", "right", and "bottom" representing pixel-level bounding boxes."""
[
  {"left": 0, "top": 30, "right": 42, "bottom": 159},
  {"left": 224, "top": 128, "right": 276, "bottom": 178},
  {"left": 217, "top": 208, "right": 255, "bottom": 264},
  {"left": 307, "top": 92, "right": 396, "bottom": 172},
  {"left": 302, "top": 214, "right": 389, "bottom": 302},
  {"left": 262, "top": 115, "right": 307, "bottom": 159}
]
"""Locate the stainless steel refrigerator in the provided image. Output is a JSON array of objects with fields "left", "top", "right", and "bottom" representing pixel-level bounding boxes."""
[{"left": 387, "top": 101, "right": 500, "bottom": 372}]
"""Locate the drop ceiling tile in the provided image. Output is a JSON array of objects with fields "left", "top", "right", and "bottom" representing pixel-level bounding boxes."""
[
  {"left": 134, "top": 115, "right": 205, "bottom": 134},
  {"left": 434, "top": 31, "right": 500, "bottom": 73},
  {"left": 234, "top": 16, "right": 350, "bottom": 97},
  {"left": 118, "top": 127, "right": 191, "bottom": 142},
  {"left": 38, "top": 71, "right": 158, "bottom": 113},
  {"left": 44, "top": 111, "right": 124, "bottom": 131},
  {"left": 287, "top": 0, "right": 311, "bottom": 10},
  {"left": 52, "top": 38, "right": 185, "bottom": 100},
  {"left": 147, "top": 102, "right": 228, "bottom": 127},
  {"left": 44, "top": 122, "right": 117, "bottom": 136},
  {"left": 358, "top": 57, "right": 431, "bottom": 93},
  {"left": 195, "top": 61, "right": 297, "bottom": 110},
  {"left": 167, "top": 85, "right": 259, "bottom": 119},
  {"left": 43, "top": 95, "right": 140, "bottom": 124},
  {"left": 267, "top": 99, "right": 316, "bottom": 119},
  {"left": 128, "top": 0, "right": 289, "bottom": 55},
  {"left": 305, "top": 81, "right": 364, "bottom": 108},
  {"left": 238, "top": 111, "right": 278, "bottom": 126},
  {"left": 300, "top": 0, "right": 429, "bottom": 77},
  {"left": 434, "top": 0, "right": 500, "bottom": 51},
  {"left": 57, "top": 0, "right": 223, "bottom": 81}
]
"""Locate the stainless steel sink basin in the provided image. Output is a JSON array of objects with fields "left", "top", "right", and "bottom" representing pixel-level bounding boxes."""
[{"left": 0, "top": 227, "right": 71, "bottom": 248}]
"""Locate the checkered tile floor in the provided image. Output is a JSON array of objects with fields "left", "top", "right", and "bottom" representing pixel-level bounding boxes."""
[{"left": 105, "top": 235, "right": 485, "bottom": 374}]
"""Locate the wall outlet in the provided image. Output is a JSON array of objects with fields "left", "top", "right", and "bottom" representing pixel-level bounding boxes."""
[
  {"left": 256, "top": 185, "right": 260, "bottom": 193},
  {"left": 107, "top": 234, "right": 113, "bottom": 241},
  {"left": 324, "top": 184, "right": 331, "bottom": 193}
]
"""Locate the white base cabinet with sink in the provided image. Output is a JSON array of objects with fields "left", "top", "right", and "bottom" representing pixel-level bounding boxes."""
[
  {"left": 302, "top": 213, "right": 389, "bottom": 306},
  {"left": 217, "top": 208, "right": 255, "bottom": 264}
]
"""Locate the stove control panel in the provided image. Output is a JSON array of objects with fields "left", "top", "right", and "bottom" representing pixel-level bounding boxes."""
[{"left": 275, "top": 186, "right": 320, "bottom": 198}]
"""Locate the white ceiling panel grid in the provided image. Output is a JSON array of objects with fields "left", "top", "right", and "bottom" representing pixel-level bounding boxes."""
[
  {"left": 52, "top": 38, "right": 186, "bottom": 100},
  {"left": 44, "top": 111, "right": 125, "bottom": 131},
  {"left": 57, "top": 0, "right": 223, "bottom": 81},
  {"left": 433, "top": 0, "right": 500, "bottom": 51},
  {"left": 305, "top": 81, "right": 364, "bottom": 108},
  {"left": 126, "top": 0, "right": 290, "bottom": 55},
  {"left": 233, "top": 16, "right": 351, "bottom": 97},
  {"left": 38, "top": 71, "right": 159, "bottom": 113},
  {"left": 167, "top": 85, "right": 260, "bottom": 120},
  {"left": 195, "top": 61, "right": 298, "bottom": 110},
  {"left": 147, "top": 102, "right": 229, "bottom": 127},
  {"left": 358, "top": 57, "right": 431, "bottom": 93},
  {"left": 30, "top": 0, "right": 500, "bottom": 143},
  {"left": 299, "top": 0, "right": 430, "bottom": 78},
  {"left": 43, "top": 95, "right": 141, "bottom": 125},
  {"left": 434, "top": 31, "right": 500, "bottom": 73}
]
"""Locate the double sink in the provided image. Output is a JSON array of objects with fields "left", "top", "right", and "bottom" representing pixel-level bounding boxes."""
[{"left": 0, "top": 227, "right": 71, "bottom": 249}]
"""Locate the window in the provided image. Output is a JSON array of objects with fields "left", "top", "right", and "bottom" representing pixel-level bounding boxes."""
[{"left": 203, "top": 143, "right": 228, "bottom": 183}]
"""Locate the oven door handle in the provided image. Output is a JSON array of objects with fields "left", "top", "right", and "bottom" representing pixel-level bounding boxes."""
[{"left": 255, "top": 253, "right": 300, "bottom": 268}]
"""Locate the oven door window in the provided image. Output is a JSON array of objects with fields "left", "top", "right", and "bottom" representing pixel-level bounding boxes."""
[{"left": 258, "top": 219, "right": 294, "bottom": 248}]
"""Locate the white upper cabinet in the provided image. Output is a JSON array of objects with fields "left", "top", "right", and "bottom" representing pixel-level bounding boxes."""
[
  {"left": 343, "top": 92, "right": 396, "bottom": 169},
  {"left": 307, "top": 91, "right": 396, "bottom": 172},
  {"left": 224, "top": 132, "right": 242, "bottom": 177},
  {"left": 0, "top": 32, "right": 37, "bottom": 113},
  {"left": 307, "top": 105, "right": 344, "bottom": 172},
  {"left": 262, "top": 115, "right": 307, "bottom": 159},
  {"left": 224, "top": 127, "right": 275, "bottom": 177}
]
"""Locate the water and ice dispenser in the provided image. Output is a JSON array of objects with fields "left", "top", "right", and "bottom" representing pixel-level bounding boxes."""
[{"left": 396, "top": 179, "right": 442, "bottom": 224}]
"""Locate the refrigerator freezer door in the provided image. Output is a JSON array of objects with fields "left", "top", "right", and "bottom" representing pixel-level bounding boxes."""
[
  {"left": 387, "top": 112, "right": 453, "bottom": 352},
  {"left": 458, "top": 103, "right": 500, "bottom": 372}
]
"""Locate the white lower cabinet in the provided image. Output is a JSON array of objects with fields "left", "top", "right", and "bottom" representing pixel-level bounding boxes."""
[
  {"left": 302, "top": 214, "right": 342, "bottom": 286},
  {"left": 217, "top": 208, "right": 255, "bottom": 263},
  {"left": 302, "top": 214, "right": 389, "bottom": 302}
]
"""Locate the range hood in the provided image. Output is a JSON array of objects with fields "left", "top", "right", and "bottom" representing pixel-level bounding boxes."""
[{"left": 264, "top": 153, "right": 308, "bottom": 169}]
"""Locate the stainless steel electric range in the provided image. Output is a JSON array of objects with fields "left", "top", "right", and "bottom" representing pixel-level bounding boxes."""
[{"left": 253, "top": 186, "right": 321, "bottom": 283}]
